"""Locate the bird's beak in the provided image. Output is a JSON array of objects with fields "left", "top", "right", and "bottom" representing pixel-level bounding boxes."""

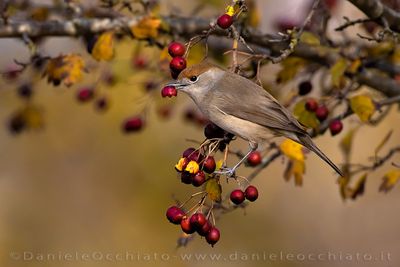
[{"left": 166, "top": 81, "right": 189, "bottom": 90}]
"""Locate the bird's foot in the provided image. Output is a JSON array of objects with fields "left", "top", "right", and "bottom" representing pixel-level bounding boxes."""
[{"left": 214, "top": 166, "right": 236, "bottom": 177}]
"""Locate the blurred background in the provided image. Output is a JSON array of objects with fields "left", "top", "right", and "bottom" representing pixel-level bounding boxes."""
[{"left": 0, "top": 0, "right": 399, "bottom": 266}]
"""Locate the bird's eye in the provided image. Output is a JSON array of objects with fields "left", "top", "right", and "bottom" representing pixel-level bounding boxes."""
[{"left": 190, "top": 76, "right": 198, "bottom": 82}]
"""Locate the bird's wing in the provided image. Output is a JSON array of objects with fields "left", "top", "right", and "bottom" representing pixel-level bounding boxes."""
[{"left": 209, "top": 71, "right": 307, "bottom": 135}]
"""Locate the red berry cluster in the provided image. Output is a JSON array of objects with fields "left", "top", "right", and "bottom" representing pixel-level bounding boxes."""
[
  {"left": 166, "top": 206, "right": 220, "bottom": 246},
  {"left": 168, "top": 42, "right": 187, "bottom": 79},
  {"left": 305, "top": 98, "right": 343, "bottom": 136},
  {"left": 76, "top": 87, "right": 110, "bottom": 112},
  {"left": 230, "top": 185, "right": 259, "bottom": 205}
]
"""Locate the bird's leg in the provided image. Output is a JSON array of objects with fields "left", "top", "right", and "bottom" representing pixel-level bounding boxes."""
[{"left": 215, "top": 142, "right": 258, "bottom": 177}]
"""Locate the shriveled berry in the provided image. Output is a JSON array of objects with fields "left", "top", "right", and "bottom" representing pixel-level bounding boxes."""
[
  {"left": 189, "top": 213, "right": 207, "bottom": 229},
  {"left": 245, "top": 185, "right": 258, "bottom": 202},
  {"left": 171, "top": 69, "right": 180, "bottom": 79},
  {"left": 305, "top": 98, "right": 318, "bottom": 112},
  {"left": 247, "top": 151, "right": 262, "bottom": 166},
  {"left": 217, "top": 14, "right": 233, "bottom": 29},
  {"left": 170, "top": 57, "right": 187, "bottom": 72},
  {"left": 206, "top": 227, "right": 220, "bottom": 246},
  {"left": 181, "top": 217, "right": 195, "bottom": 234},
  {"left": 17, "top": 84, "right": 33, "bottom": 99},
  {"left": 202, "top": 156, "right": 216, "bottom": 174},
  {"left": 95, "top": 97, "right": 109, "bottom": 111},
  {"left": 168, "top": 42, "right": 186, "bottom": 57},
  {"left": 329, "top": 119, "right": 343, "bottom": 136},
  {"left": 181, "top": 172, "right": 193, "bottom": 184},
  {"left": 161, "top": 86, "right": 177, "bottom": 98},
  {"left": 192, "top": 171, "right": 206, "bottom": 187},
  {"left": 230, "top": 189, "right": 245, "bottom": 205},
  {"left": 123, "top": 117, "right": 144, "bottom": 132},
  {"left": 77, "top": 88, "right": 94, "bottom": 102},
  {"left": 204, "top": 123, "right": 225, "bottom": 139},
  {"left": 9, "top": 115, "right": 26, "bottom": 134},
  {"left": 298, "top": 81, "right": 313, "bottom": 95},
  {"left": 197, "top": 220, "right": 211, "bottom": 236},
  {"left": 166, "top": 206, "right": 185, "bottom": 224},
  {"left": 316, "top": 105, "right": 329, "bottom": 121}
]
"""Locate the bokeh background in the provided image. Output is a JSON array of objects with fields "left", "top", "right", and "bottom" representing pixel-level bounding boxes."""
[{"left": 0, "top": 0, "right": 399, "bottom": 266}]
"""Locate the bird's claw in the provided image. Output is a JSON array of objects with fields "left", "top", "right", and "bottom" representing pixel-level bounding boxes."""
[{"left": 214, "top": 167, "right": 236, "bottom": 177}]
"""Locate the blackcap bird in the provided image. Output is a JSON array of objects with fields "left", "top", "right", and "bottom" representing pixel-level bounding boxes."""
[{"left": 168, "top": 61, "right": 343, "bottom": 177}]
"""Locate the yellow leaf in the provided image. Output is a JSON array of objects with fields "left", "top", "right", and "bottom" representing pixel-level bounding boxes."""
[
  {"left": 131, "top": 17, "right": 161, "bottom": 39},
  {"left": 284, "top": 160, "right": 305, "bottom": 186},
  {"left": 379, "top": 169, "right": 400, "bottom": 193},
  {"left": 280, "top": 139, "right": 304, "bottom": 162},
  {"left": 349, "top": 95, "right": 376, "bottom": 122},
  {"left": 330, "top": 58, "right": 348, "bottom": 88},
  {"left": 91, "top": 31, "right": 114, "bottom": 61},
  {"left": 293, "top": 100, "right": 320, "bottom": 129},
  {"left": 205, "top": 178, "right": 222, "bottom": 202},
  {"left": 347, "top": 59, "right": 362, "bottom": 74},
  {"left": 300, "top": 31, "right": 320, "bottom": 46},
  {"left": 215, "top": 160, "right": 224, "bottom": 171},
  {"left": 276, "top": 57, "right": 305, "bottom": 84},
  {"left": 44, "top": 54, "right": 85, "bottom": 87}
]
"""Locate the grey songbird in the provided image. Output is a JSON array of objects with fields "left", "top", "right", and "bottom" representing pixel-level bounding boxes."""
[{"left": 168, "top": 61, "right": 343, "bottom": 177}]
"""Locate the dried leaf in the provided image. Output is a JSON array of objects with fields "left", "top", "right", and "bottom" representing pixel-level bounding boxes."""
[
  {"left": 349, "top": 95, "right": 376, "bottom": 122},
  {"left": 205, "top": 178, "right": 222, "bottom": 202},
  {"left": 284, "top": 160, "right": 305, "bottom": 186},
  {"left": 276, "top": 57, "right": 305, "bottom": 84},
  {"left": 379, "top": 169, "right": 400, "bottom": 193},
  {"left": 44, "top": 54, "right": 85, "bottom": 87},
  {"left": 280, "top": 139, "right": 305, "bottom": 162},
  {"left": 339, "top": 128, "right": 358, "bottom": 156},
  {"left": 330, "top": 58, "right": 347, "bottom": 88},
  {"left": 91, "top": 31, "right": 114, "bottom": 61},
  {"left": 350, "top": 173, "right": 367, "bottom": 200},
  {"left": 375, "top": 130, "right": 393, "bottom": 158},
  {"left": 347, "top": 59, "right": 362, "bottom": 74},
  {"left": 300, "top": 31, "right": 320, "bottom": 46},
  {"left": 131, "top": 17, "right": 161, "bottom": 39},
  {"left": 293, "top": 100, "right": 320, "bottom": 129}
]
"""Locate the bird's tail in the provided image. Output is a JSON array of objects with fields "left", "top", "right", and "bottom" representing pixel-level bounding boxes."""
[{"left": 295, "top": 134, "right": 344, "bottom": 177}]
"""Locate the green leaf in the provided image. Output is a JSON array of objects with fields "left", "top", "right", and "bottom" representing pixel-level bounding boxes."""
[
  {"left": 349, "top": 95, "right": 376, "bottom": 122},
  {"left": 205, "top": 178, "right": 222, "bottom": 202},
  {"left": 293, "top": 100, "right": 320, "bottom": 129}
]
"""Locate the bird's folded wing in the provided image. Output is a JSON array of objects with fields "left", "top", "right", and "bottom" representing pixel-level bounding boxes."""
[{"left": 210, "top": 72, "right": 307, "bottom": 135}]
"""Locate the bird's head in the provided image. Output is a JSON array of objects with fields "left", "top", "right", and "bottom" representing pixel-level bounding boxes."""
[{"left": 167, "top": 61, "right": 224, "bottom": 99}]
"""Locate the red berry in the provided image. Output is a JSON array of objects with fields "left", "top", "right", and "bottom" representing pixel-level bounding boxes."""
[
  {"left": 217, "top": 14, "right": 233, "bottom": 29},
  {"left": 170, "top": 57, "right": 186, "bottom": 72},
  {"left": 132, "top": 56, "right": 147, "bottom": 69},
  {"left": 202, "top": 156, "right": 216, "bottom": 174},
  {"left": 324, "top": 0, "right": 338, "bottom": 9},
  {"left": 197, "top": 220, "right": 211, "bottom": 236},
  {"left": 305, "top": 98, "right": 318, "bottom": 112},
  {"left": 245, "top": 185, "right": 258, "bottom": 202},
  {"left": 230, "top": 189, "right": 245, "bottom": 205},
  {"left": 161, "top": 86, "right": 178, "bottom": 98},
  {"left": 168, "top": 42, "right": 186, "bottom": 57},
  {"left": 275, "top": 18, "right": 300, "bottom": 31},
  {"left": 181, "top": 171, "right": 193, "bottom": 184},
  {"left": 192, "top": 171, "right": 206, "bottom": 187},
  {"left": 298, "top": 81, "right": 313, "bottom": 95},
  {"left": 123, "top": 117, "right": 144, "bottom": 132},
  {"left": 247, "top": 151, "right": 262, "bottom": 166},
  {"left": 204, "top": 123, "right": 225, "bottom": 139},
  {"left": 189, "top": 213, "right": 207, "bottom": 229},
  {"left": 206, "top": 227, "right": 220, "bottom": 246},
  {"left": 77, "top": 88, "right": 94, "bottom": 102},
  {"left": 329, "top": 119, "right": 343, "bottom": 136},
  {"left": 166, "top": 206, "right": 185, "bottom": 224},
  {"left": 181, "top": 217, "right": 195, "bottom": 234},
  {"left": 316, "top": 105, "right": 329, "bottom": 121}
]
